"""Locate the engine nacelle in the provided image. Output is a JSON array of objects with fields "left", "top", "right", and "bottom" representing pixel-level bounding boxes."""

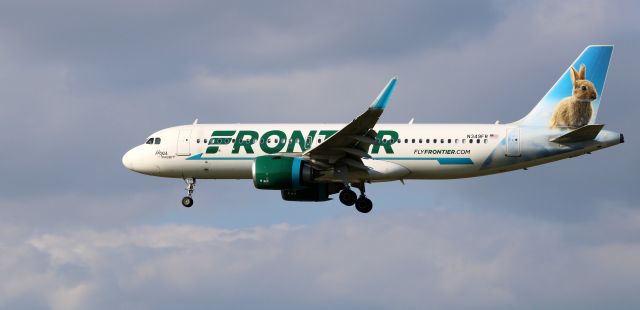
[
  {"left": 281, "top": 184, "right": 330, "bottom": 202},
  {"left": 252, "top": 155, "right": 314, "bottom": 190}
]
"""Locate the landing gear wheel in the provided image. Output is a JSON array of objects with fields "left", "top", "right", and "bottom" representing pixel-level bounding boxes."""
[
  {"left": 181, "top": 196, "right": 194, "bottom": 208},
  {"left": 339, "top": 189, "right": 357, "bottom": 206},
  {"left": 355, "top": 196, "right": 373, "bottom": 213},
  {"left": 181, "top": 178, "right": 196, "bottom": 208}
]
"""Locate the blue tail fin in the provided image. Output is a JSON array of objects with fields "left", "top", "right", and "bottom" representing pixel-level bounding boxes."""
[{"left": 517, "top": 45, "right": 613, "bottom": 128}]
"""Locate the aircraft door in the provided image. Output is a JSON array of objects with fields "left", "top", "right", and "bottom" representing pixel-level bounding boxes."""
[
  {"left": 176, "top": 129, "right": 192, "bottom": 156},
  {"left": 506, "top": 128, "right": 521, "bottom": 157}
]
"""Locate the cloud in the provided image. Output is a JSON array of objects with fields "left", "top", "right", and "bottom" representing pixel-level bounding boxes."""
[
  {"left": 0, "top": 0, "right": 636, "bottom": 206},
  {"left": 0, "top": 0, "right": 504, "bottom": 85},
  {"left": 2, "top": 205, "right": 640, "bottom": 309},
  {"left": 0, "top": 0, "right": 639, "bottom": 308}
]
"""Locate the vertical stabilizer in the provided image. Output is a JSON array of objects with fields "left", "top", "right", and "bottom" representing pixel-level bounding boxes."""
[{"left": 517, "top": 45, "right": 613, "bottom": 128}]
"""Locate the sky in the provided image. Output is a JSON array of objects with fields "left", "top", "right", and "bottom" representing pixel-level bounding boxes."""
[{"left": 0, "top": 0, "right": 639, "bottom": 309}]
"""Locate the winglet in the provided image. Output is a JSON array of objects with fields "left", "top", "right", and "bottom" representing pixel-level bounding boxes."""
[{"left": 370, "top": 77, "right": 397, "bottom": 110}]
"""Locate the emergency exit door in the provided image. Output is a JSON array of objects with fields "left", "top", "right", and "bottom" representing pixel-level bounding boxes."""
[{"left": 506, "top": 128, "right": 521, "bottom": 157}]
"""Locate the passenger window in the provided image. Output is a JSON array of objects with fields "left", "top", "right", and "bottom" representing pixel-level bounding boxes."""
[
  {"left": 440, "top": 139, "right": 444, "bottom": 143},
  {"left": 434, "top": 139, "right": 437, "bottom": 144},
  {"left": 447, "top": 139, "right": 451, "bottom": 143},
  {"left": 382, "top": 139, "right": 387, "bottom": 143},
  {"left": 455, "top": 139, "right": 459, "bottom": 143},
  {"left": 484, "top": 139, "right": 488, "bottom": 144},
  {"left": 318, "top": 139, "right": 321, "bottom": 143},
  {"left": 477, "top": 139, "right": 481, "bottom": 144},
  {"left": 146, "top": 138, "right": 154, "bottom": 144},
  {"left": 419, "top": 139, "right": 422, "bottom": 143},
  {"left": 405, "top": 139, "right": 408, "bottom": 143},
  {"left": 204, "top": 139, "right": 208, "bottom": 144},
  {"left": 469, "top": 139, "right": 473, "bottom": 144},
  {"left": 196, "top": 139, "right": 200, "bottom": 143},
  {"left": 412, "top": 139, "right": 415, "bottom": 143},
  {"left": 267, "top": 139, "right": 271, "bottom": 143},
  {"left": 462, "top": 139, "right": 466, "bottom": 144},
  {"left": 426, "top": 139, "right": 430, "bottom": 143}
]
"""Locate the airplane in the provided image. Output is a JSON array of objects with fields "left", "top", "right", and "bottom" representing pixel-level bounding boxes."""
[{"left": 122, "top": 45, "right": 623, "bottom": 213}]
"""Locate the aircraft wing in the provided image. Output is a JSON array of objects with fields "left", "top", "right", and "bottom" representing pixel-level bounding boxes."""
[{"left": 303, "top": 77, "right": 397, "bottom": 176}]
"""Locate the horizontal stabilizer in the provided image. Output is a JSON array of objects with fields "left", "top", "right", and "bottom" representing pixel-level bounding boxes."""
[{"left": 550, "top": 124, "right": 605, "bottom": 143}]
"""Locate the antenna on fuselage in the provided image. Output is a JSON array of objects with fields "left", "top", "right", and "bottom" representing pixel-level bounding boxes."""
[{"left": 193, "top": 119, "right": 199, "bottom": 125}]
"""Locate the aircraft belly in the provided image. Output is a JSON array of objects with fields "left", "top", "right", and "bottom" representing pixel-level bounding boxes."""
[
  {"left": 158, "top": 159, "right": 252, "bottom": 179},
  {"left": 208, "top": 160, "right": 253, "bottom": 179},
  {"left": 364, "top": 159, "right": 410, "bottom": 181},
  {"left": 401, "top": 161, "right": 481, "bottom": 179}
]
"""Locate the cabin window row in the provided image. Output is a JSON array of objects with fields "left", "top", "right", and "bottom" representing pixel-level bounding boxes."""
[
  {"left": 192, "top": 137, "right": 488, "bottom": 145},
  {"left": 379, "top": 138, "right": 488, "bottom": 144},
  {"left": 194, "top": 138, "right": 324, "bottom": 144}
]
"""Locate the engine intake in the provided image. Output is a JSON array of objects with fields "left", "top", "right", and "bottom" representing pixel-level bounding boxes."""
[{"left": 252, "top": 155, "right": 314, "bottom": 190}]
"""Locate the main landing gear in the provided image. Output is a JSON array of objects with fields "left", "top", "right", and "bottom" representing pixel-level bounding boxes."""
[
  {"left": 339, "top": 183, "right": 373, "bottom": 213},
  {"left": 181, "top": 178, "right": 196, "bottom": 208}
]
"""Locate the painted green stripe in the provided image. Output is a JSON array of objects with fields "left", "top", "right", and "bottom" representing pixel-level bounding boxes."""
[
  {"left": 186, "top": 153, "right": 474, "bottom": 164},
  {"left": 186, "top": 153, "right": 254, "bottom": 160},
  {"left": 373, "top": 157, "right": 474, "bottom": 165}
]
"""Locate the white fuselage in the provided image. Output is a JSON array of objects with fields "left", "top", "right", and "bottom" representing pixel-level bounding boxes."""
[{"left": 122, "top": 123, "right": 622, "bottom": 182}]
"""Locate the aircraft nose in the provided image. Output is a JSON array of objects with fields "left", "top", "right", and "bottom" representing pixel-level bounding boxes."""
[{"left": 122, "top": 149, "right": 135, "bottom": 170}]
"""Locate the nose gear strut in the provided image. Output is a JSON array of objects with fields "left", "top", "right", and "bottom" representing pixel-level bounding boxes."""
[{"left": 181, "top": 178, "right": 196, "bottom": 207}]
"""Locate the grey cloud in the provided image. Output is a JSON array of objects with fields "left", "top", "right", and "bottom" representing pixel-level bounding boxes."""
[
  {"left": 0, "top": 0, "right": 502, "bottom": 199},
  {"left": 0, "top": 0, "right": 504, "bottom": 88},
  {"left": 0, "top": 0, "right": 636, "bottom": 218},
  {"left": 0, "top": 0, "right": 639, "bottom": 307},
  {"left": 0, "top": 0, "right": 637, "bottom": 216},
  {"left": 2, "top": 206, "right": 640, "bottom": 309}
]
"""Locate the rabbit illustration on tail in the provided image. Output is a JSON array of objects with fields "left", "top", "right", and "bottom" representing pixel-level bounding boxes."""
[{"left": 549, "top": 64, "right": 597, "bottom": 129}]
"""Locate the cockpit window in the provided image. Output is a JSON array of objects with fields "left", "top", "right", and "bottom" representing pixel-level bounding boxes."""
[
  {"left": 146, "top": 138, "right": 154, "bottom": 144},
  {"left": 154, "top": 138, "right": 161, "bottom": 144}
]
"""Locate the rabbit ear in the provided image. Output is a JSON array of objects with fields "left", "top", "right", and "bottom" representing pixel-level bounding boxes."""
[
  {"left": 579, "top": 63, "right": 586, "bottom": 80},
  {"left": 570, "top": 66, "right": 579, "bottom": 84}
]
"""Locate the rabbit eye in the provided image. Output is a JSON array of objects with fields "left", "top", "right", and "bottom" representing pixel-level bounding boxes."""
[{"left": 581, "top": 85, "right": 587, "bottom": 91}]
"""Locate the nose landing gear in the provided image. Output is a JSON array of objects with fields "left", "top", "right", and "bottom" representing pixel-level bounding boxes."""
[
  {"left": 339, "top": 182, "right": 373, "bottom": 213},
  {"left": 181, "top": 178, "right": 196, "bottom": 208}
]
